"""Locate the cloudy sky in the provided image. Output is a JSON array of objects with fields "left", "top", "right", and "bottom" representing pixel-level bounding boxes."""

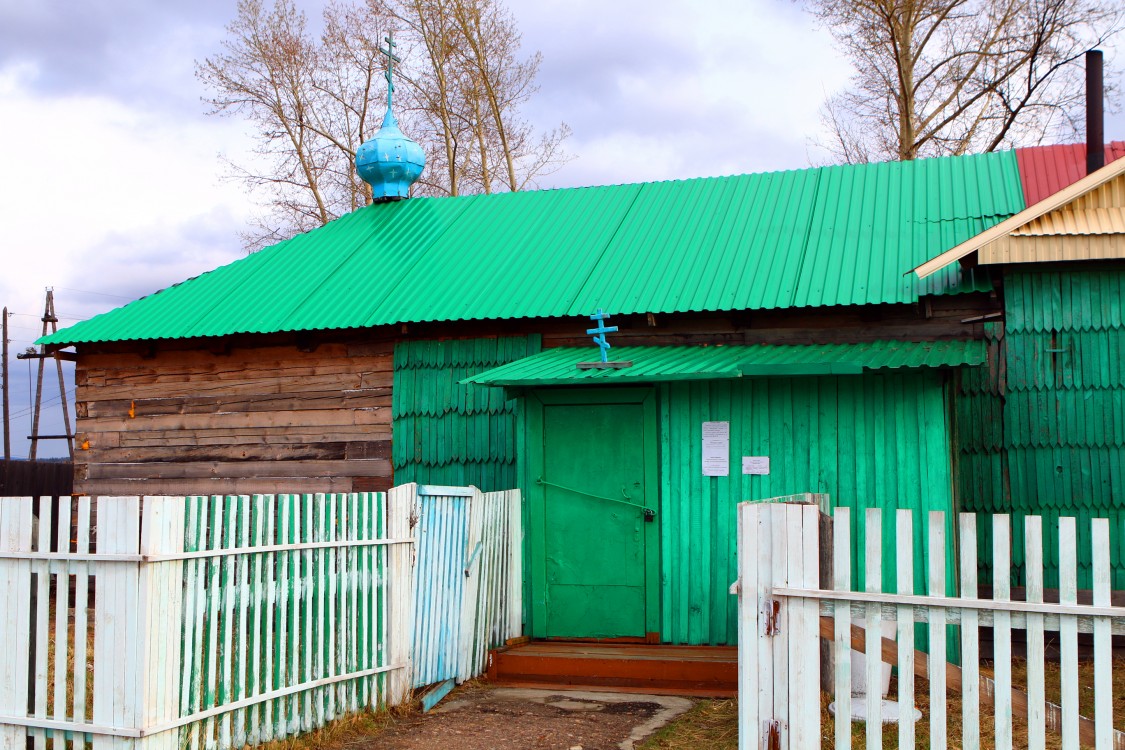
[{"left": 0, "top": 0, "right": 1120, "bottom": 457}]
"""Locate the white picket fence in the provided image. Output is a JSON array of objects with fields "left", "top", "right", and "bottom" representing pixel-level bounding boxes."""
[
  {"left": 0, "top": 484, "right": 522, "bottom": 750},
  {"left": 411, "top": 485, "right": 522, "bottom": 688},
  {"left": 736, "top": 501, "right": 1125, "bottom": 750}
]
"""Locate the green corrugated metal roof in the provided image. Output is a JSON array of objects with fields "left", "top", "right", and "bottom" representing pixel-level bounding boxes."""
[
  {"left": 462, "top": 341, "right": 986, "bottom": 386},
  {"left": 41, "top": 151, "right": 1024, "bottom": 346}
]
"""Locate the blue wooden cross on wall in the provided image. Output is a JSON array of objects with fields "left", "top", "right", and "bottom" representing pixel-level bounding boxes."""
[{"left": 586, "top": 309, "right": 618, "bottom": 363}]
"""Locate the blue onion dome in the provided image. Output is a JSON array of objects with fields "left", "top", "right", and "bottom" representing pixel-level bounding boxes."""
[{"left": 355, "top": 109, "right": 426, "bottom": 202}]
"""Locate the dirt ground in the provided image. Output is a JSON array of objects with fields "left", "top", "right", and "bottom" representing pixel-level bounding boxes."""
[{"left": 366, "top": 684, "right": 694, "bottom": 750}]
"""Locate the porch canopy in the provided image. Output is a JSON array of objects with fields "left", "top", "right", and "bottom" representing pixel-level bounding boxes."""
[{"left": 461, "top": 340, "right": 985, "bottom": 387}]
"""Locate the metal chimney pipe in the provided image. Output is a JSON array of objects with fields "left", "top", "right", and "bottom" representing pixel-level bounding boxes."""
[{"left": 1087, "top": 49, "right": 1104, "bottom": 175}]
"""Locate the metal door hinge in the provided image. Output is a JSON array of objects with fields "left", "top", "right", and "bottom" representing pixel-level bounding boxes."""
[
  {"left": 762, "top": 598, "right": 780, "bottom": 636},
  {"left": 762, "top": 719, "right": 783, "bottom": 750}
]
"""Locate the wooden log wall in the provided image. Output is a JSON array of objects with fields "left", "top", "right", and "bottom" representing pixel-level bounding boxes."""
[
  {"left": 69, "top": 293, "right": 999, "bottom": 496},
  {"left": 73, "top": 341, "right": 393, "bottom": 496}
]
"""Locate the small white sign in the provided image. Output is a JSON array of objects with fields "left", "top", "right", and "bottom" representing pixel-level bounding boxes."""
[
  {"left": 702, "top": 421, "right": 730, "bottom": 476},
  {"left": 742, "top": 456, "right": 770, "bottom": 475}
]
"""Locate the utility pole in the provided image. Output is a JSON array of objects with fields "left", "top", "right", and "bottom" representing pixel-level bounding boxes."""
[
  {"left": 2, "top": 306, "right": 9, "bottom": 460},
  {"left": 18, "top": 289, "right": 74, "bottom": 460}
]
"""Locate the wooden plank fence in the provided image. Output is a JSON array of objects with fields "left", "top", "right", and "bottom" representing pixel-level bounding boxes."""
[
  {"left": 0, "top": 487, "right": 470, "bottom": 750},
  {"left": 0, "top": 460, "right": 73, "bottom": 497},
  {"left": 736, "top": 500, "right": 1125, "bottom": 750}
]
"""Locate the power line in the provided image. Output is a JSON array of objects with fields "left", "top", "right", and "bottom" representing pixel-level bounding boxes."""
[
  {"left": 54, "top": 286, "right": 135, "bottom": 301},
  {"left": 8, "top": 312, "right": 84, "bottom": 321},
  {"left": 8, "top": 386, "right": 76, "bottom": 421}
]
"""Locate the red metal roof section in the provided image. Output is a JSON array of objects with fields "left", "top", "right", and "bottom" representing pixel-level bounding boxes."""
[{"left": 1016, "top": 142, "right": 1125, "bottom": 206}]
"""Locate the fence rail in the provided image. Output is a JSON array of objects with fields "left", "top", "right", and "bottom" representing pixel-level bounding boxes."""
[{"left": 736, "top": 501, "right": 1125, "bottom": 750}]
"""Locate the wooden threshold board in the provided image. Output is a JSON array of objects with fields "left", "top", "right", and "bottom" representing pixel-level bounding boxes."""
[{"left": 486, "top": 642, "right": 737, "bottom": 697}]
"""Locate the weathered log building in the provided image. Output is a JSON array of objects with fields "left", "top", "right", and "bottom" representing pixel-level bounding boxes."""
[{"left": 41, "top": 133, "right": 1125, "bottom": 642}]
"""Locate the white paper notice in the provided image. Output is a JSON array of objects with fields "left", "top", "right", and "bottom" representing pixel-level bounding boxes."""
[
  {"left": 742, "top": 456, "right": 770, "bottom": 475},
  {"left": 702, "top": 421, "right": 730, "bottom": 476}
]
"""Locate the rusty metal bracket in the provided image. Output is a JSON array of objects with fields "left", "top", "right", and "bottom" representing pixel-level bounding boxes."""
[
  {"left": 762, "top": 719, "right": 783, "bottom": 750},
  {"left": 762, "top": 598, "right": 780, "bottom": 636}
]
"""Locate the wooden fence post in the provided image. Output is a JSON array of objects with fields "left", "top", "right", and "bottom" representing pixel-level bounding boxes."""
[
  {"left": 386, "top": 485, "right": 416, "bottom": 706},
  {"left": 737, "top": 502, "right": 822, "bottom": 750},
  {"left": 0, "top": 498, "right": 33, "bottom": 750},
  {"left": 137, "top": 497, "right": 186, "bottom": 750},
  {"left": 457, "top": 490, "right": 485, "bottom": 683},
  {"left": 92, "top": 496, "right": 142, "bottom": 750}
]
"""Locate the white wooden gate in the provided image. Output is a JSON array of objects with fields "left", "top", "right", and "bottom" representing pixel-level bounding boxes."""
[
  {"left": 410, "top": 484, "right": 523, "bottom": 688},
  {"left": 736, "top": 500, "right": 1125, "bottom": 750}
]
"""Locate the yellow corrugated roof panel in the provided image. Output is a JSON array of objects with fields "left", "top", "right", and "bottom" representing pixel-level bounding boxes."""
[{"left": 1012, "top": 207, "right": 1125, "bottom": 236}]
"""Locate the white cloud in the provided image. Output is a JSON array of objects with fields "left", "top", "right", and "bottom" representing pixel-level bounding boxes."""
[
  {"left": 509, "top": 0, "right": 853, "bottom": 187},
  {"left": 0, "top": 62, "right": 252, "bottom": 332}
]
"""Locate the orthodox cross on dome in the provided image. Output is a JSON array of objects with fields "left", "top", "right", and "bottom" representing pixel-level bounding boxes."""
[
  {"left": 380, "top": 32, "right": 401, "bottom": 111},
  {"left": 586, "top": 309, "right": 618, "bottom": 363}
]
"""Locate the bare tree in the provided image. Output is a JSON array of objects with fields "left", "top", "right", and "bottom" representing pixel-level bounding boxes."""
[
  {"left": 805, "top": 0, "right": 1124, "bottom": 163},
  {"left": 381, "top": 0, "right": 475, "bottom": 196},
  {"left": 446, "top": 0, "right": 571, "bottom": 192},
  {"left": 199, "top": 0, "right": 571, "bottom": 249},
  {"left": 198, "top": 0, "right": 382, "bottom": 248}
]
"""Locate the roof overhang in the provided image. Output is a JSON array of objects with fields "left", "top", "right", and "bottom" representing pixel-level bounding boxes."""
[
  {"left": 461, "top": 341, "right": 986, "bottom": 387},
  {"left": 910, "top": 154, "right": 1125, "bottom": 279}
]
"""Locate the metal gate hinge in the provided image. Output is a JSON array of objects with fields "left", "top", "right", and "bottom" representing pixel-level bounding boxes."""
[
  {"left": 762, "top": 598, "right": 780, "bottom": 636},
  {"left": 762, "top": 719, "right": 783, "bottom": 750}
]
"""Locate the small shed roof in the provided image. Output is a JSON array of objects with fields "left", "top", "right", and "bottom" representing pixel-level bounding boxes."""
[
  {"left": 42, "top": 151, "right": 1025, "bottom": 347},
  {"left": 462, "top": 341, "right": 987, "bottom": 386}
]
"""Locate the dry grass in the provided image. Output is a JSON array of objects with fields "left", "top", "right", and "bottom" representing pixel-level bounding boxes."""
[
  {"left": 638, "top": 699, "right": 738, "bottom": 750},
  {"left": 639, "top": 657, "right": 1125, "bottom": 750},
  {"left": 245, "top": 708, "right": 408, "bottom": 750},
  {"left": 43, "top": 603, "right": 95, "bottom": 721}
]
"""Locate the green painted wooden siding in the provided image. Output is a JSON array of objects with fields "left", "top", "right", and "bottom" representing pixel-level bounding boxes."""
[
  {"left": 953, "top": 321, "right": 1006, "bottom": 520},
  {"left": 392, "top": 336, "right": 540, "bottom": 491},
  {"left": 657, "top": 372, "right": 956, "bottom": 645},
  {"left": 956, "top": 269, "right": 1125, "bottom": 589}
]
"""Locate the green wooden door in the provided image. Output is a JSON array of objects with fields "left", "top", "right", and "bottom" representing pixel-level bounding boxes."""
[{"left": 527, "top": 389, "right": 659, "bottom": 639}]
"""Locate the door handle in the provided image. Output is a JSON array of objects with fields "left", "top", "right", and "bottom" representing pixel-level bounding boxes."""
[{"left": 536, "top": 476, "right": 657, "bottom": 519}]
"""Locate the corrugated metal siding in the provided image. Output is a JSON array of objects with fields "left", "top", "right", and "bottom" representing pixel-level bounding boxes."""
[
  {"left": 657, "top": 372, "right": 956, "bottom": 645},
  {"left": 1015, "top": 142, "right": 1125, "bottom": 206},
  {"left": 411, "top": 484, "right": 523, "bottom": 687},
  {"left": 1065, "top": 173, "right": 1125, "bottom": 211},
  {"left": 392, "top": 337, "right": 540, "bottom": 491},
  {"left": 464, "top": 340, "right": 986, "bottom": 386},
  {"left": 980, "top": 234, "right": 1125, "bottom": 265},
  {"left": 43, "top": 152, "right": 1022, "bottom": 346},
  {"left": 956, "top": 270, "right": 1125, "bottom": 589},
  {"left": 1013, "top": 207, "right": 1125, "bottom": 235}
]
